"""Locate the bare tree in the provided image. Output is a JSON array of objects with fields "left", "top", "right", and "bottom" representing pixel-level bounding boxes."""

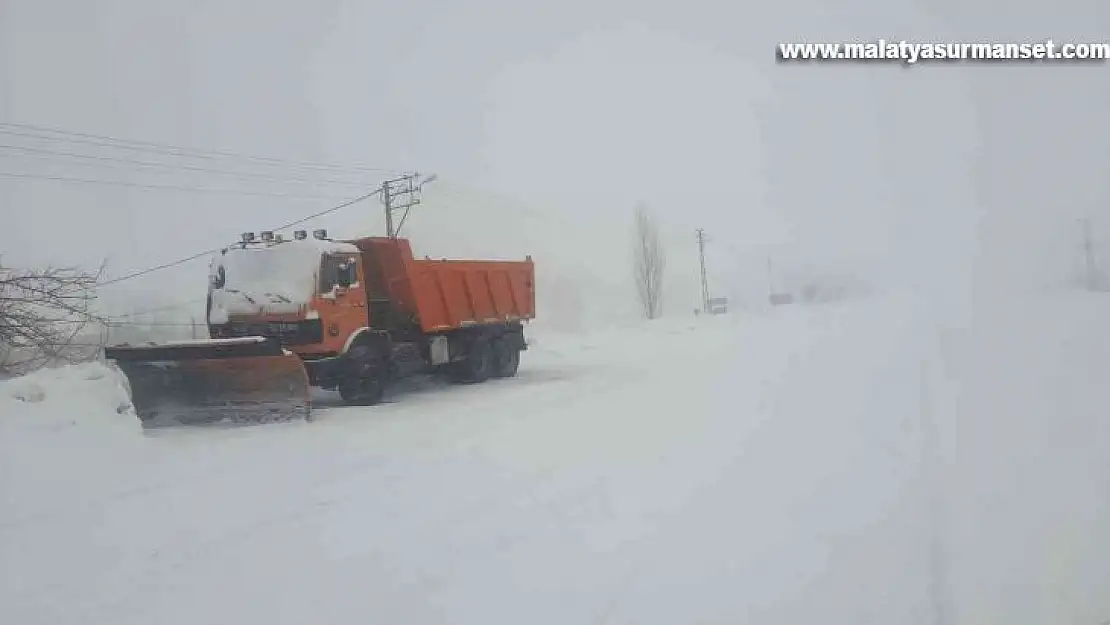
[
  {"left": 632, "top": 203, "right": 666, "bottom": 319},
  {"left": 0, "top": 259, "right": 106, "bottom": 375}
]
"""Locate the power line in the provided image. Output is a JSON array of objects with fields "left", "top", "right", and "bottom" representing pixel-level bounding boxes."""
[
  {"left": 0, "top": 122, "right": 405, "bottom": 174},
  {"left": 108, "top": 321, "right": 206, "bottom": 328},
  {"left": 36, "top": 318, "right": 198, "bottom": 328},
  {"left": 90, "top": 298, "right": 208, "bottom": 324},
  {"left": 0, "top": 170, "right": 347, "bottom": 200},
  {"left": 0, "top": 143, "right": 374, "bottom": 188},
  {"left": 96, "top": 188, "right": 383, "bottom": 287},
  {"left": 108, "top": 299, "right": 206, "bottom": 318},
  {"left": 97, "top": 249, "right": 223, "bottom": 287},
  {"left": 269, "top": 188, "right": 381, "bottom": 231}
]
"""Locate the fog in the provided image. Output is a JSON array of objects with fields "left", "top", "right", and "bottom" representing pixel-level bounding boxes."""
[
  {"left": 4, "top": 1, "right": 1110, "bottom": 622},
  {"left": 2, "top": 0, "right": 1104, "bottom": 325}
]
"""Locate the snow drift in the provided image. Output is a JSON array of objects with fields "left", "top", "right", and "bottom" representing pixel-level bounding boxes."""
[
  {"left": 0, "top": 361, "right": 145, "bottom": 540},
  {"left": 0, "top": 361, "right": 138, "bottom": 437}
]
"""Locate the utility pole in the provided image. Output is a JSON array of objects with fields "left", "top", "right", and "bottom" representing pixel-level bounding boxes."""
[
  {"left": 919, "top": 359, "right": 952, "bottom": 625},
  {"left": 696, "top": 228, "right": 710, "bottom": 313},
  {"left": 382, "top": 176, "right": 394, "bottom": 237},
  {"left": 1081, "top": 217, "right": 1098, "bottom": 290},
  {"left": 766, "top": 257, "right": 775, "bottom": 298},
  {"left": 381, "top": 172, "right": 437, "bottom": 238}
]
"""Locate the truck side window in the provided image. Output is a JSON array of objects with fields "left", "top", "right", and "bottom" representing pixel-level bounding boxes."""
[
  {"left": 320, "top": 255, "right": 357, "bottom": 292},
  {"left": 337, "top": 260, "right": 355, "bottom": 287}
]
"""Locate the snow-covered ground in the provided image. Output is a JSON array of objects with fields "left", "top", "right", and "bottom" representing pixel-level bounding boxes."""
[{"left": 2, "top": 292, "right": 1109, "bottom": 625}]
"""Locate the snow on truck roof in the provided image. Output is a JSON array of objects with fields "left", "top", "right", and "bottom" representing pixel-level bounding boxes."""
[
  {"left": 214, "top": 238, "right": 358, "bottom": 258},
  {"left": 207, "top": 239, "right": 358, "bottom": 274}
]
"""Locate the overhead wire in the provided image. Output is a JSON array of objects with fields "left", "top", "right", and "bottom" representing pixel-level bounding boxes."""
[
  {"left": 88, "top": 298, "right": 210, "bottom": 324},
  {"left": 96, "top": 249, "right": 226, "bottom": 288},
  {"left": 35, "top": 318, "right": 199, "bottom": 327},
  {"left": 108, "top": 299, "right": 207, "bottom": 318},
  {"left": 0, "top": 121, "right": 406, "bottom": 174},
  {"left": 0, "top": 170, "right": 349, "bottom": 200},
  {"left": 0, "top": 143, "right": 376, "bottom": 188},
  {"left": 95, "top": 188, "right": 383, "bottom": 287},
  {"left": 0, "top": 122, "right": 400, "bottom": 323}
]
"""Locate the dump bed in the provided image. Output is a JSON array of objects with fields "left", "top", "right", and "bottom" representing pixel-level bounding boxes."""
[{"left": 353, "top": 237, "right": 535, "bottom": 334}]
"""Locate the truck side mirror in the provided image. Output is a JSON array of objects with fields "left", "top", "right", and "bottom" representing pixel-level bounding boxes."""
[{"left": 210, "top": 266, "right": 226, "bottom": 289}]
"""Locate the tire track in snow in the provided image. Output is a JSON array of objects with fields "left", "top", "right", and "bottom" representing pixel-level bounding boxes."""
[
  {"left": 70, "top": 348, "right": 696, "bottom": 622},
  {"left": 6, "top": 312, "right": 823, "bottom": 624},
  {"left": 7, "top": 359, "right": 642, "bottom": 622}
]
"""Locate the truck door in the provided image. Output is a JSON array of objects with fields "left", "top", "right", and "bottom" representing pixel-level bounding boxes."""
[{"left": 317, "top": 253, "right": 368, "bottom": 350}]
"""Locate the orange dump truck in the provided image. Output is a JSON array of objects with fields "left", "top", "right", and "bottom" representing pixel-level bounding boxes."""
[{"left": 105, "top": 230, "right": 535, "bottom": 425}]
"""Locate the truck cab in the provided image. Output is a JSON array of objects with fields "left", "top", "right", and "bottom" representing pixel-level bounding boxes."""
[{"left": 206, "top": 234, "right": 370, "bottom": 358}]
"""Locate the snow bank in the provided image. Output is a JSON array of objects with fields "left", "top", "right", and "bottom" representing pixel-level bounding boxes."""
[
  {"left": 0, "top": 361, "right": 147, "bottom": 533},
  {"left": 0, "top": 361, "right": 139, "bottom": 438}
]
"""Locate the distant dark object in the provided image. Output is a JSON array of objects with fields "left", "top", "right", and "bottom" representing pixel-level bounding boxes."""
[
  {"left": 708, "top": 297, "right": 728, "bottom": 314},
  {"left": 764, "top": 258, "right": 792, "bottom": 308},
  {"left": 769, "top": 293, "right": 794, "bottom": 306}
]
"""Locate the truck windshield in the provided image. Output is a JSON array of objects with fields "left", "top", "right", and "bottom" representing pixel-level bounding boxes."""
[
  {"left": 207, "top": 243, "right": 325, "bottom": 318},
  {"left": 213, "top": 246, "right": 318, "bottom": 302},
  {"left": 319, "top": 254, "right": 359, "bottom": 293}
]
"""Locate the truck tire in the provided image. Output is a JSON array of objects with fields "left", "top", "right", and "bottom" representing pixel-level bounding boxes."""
[
  {"left": 339, "top": 375, "right": 384, "bottom": 406},
  {"left": 492, "top": 338, "right": 520, "bottom": 378},
  {"left": 339, "top": 344, "right": 385, "bottom": 406},
  {"left": 452, "top": 339, "right": 494, "bottom": 384}
]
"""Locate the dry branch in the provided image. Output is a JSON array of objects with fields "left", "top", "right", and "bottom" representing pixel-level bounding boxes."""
[{"left": 0, "top": 260, "right": 107, "bottom": 374}]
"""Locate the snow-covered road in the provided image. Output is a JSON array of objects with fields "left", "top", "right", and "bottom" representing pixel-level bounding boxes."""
[{"left": 3, "top": 293, "right": 1109, "bottom": 624}]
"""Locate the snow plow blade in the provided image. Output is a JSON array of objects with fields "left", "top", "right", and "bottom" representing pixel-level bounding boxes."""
[{"left": 104, "top": 337, "right": 311, "bottom": 427}]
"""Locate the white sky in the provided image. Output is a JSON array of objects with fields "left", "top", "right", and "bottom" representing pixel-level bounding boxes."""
[{"left": 2, "top": 0, "right": 1109, "bottom": 319}]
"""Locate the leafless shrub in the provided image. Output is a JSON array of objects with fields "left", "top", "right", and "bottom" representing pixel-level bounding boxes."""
[
  {"left": 632, "top": 203, "right": 666, "bottom": 320},
  {"left": 0, "top": 260, "right": 107, "bottom": 375}
]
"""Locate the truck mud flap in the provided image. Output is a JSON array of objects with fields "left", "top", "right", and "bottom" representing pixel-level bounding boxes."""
[{"left": 104, "top": 337, "right": 311, "bottom": 427}]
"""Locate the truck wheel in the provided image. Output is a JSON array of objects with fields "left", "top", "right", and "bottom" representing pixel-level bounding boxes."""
[
  {"left": 339, "top": 375, "right": 384, "bottom": 406},
  {"left": 452, "top": 339, "right": 494, "bottom": 384},
  {"left": 492, "top": 338, "right": 520, "bottom": 378},
  {"left": 340, "top": 344, "right": 385, "bottom": 406}
]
